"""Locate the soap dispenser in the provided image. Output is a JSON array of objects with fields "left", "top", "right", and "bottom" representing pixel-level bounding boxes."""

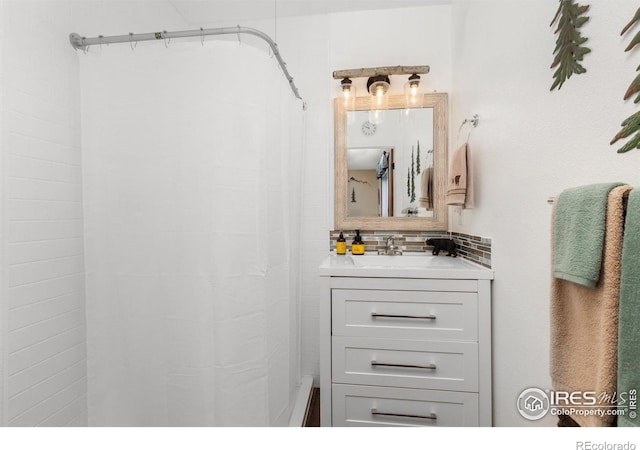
[
  {"left": 351, "top": 230, "right": 365, "bottom": 255},
  {"left": 336, "top": 231, "right": 347, "bottom": 255}
]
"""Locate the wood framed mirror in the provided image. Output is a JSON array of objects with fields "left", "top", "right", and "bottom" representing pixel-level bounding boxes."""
[{"left": 334, "top": 93, "right": 448, "bottom": 231}]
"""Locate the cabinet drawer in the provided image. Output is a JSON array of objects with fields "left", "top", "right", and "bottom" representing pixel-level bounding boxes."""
[
  {"left": 332, "top": 337, "right": 478, "bottom": 391},
  {"left": 332, "top": 384, "right": 479, "bottom": 427},
  {"left": 332, "top": 289, "right": 478, "bottom": 341}
]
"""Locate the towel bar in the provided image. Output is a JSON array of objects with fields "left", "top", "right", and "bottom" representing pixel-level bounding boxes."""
[{"left": 548, "top": 190, "right": 630, "bottom": 205}]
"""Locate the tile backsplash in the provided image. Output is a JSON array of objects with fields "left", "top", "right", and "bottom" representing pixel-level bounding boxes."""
[{"left": 329, "top": 230, "right": 492, "bottom": 268}]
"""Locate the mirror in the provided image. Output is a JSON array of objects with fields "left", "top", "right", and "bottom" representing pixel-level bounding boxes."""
[{"left": 335, "top": 93, "right": 448, "bottom": 231}]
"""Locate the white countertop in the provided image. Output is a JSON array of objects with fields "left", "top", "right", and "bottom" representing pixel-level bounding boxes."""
[{"left": 319, "top": 252, "right": 494, "bottom": 280}]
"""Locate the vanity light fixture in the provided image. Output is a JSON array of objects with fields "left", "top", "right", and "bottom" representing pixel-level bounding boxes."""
[
  {"left": 333, "top": 66, "right": 429, "bottom": 98},
  {"left": 333, "top": 66, "right": 430, "bottom": 123}
]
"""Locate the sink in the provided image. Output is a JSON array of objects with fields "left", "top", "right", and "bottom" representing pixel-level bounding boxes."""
[
  {"left": 348, "top": 254, "right": 450, "bottom": 268},
  {"left": 319, "top": 253, "right": 493, "bottom": 279}
]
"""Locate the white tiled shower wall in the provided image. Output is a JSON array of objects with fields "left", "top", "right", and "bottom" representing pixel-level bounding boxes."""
[
  {"left": 1, "top": 0, "right": 187, "bottom": 427},
  {"left": 0, "top": 0, "right": 5, "bottom": 427},
  {"left": 2, "top": 2, "right": 87, "bottom": 426}
]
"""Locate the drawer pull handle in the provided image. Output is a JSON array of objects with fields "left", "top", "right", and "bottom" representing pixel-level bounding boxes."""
[
  {"left": 371, "top": 409, "right": 437, "bottom": 421},
  {"left": 371, "top": 313, "right": 436, "bottom": 320},
  {"left": 371, "top": 361, "right": 437, "bottom": 370}
]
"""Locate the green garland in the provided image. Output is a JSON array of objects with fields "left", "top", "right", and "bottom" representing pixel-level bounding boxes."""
[
  {"left": 550, "top": 0, "right": 591, "bottom": 91},
  {"left": 611, "top": 7, "right": 640, "bottom": 153}
]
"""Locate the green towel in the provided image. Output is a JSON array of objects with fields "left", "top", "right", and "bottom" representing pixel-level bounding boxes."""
[
  {"left": 618, "top": 188, "right": 640, "bottom": 427},
  {"left": 554, "top": 182, "right": 625, "bottom": 288}
]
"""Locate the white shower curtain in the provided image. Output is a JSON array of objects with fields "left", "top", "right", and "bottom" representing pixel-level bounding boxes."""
[{"left": 79, "top": 40, "right": 303, "bottom": 426}]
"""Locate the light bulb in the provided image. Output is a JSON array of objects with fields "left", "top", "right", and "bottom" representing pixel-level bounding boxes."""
[
  {"left": 340, "top": 78, "right": 355, "bottom": 110},
  {"left": 404, "top": 74, "right": 423, "bottom": 108},
  {"left": 367, "top": 76, "right": 389, "bottom": 123},
  {"left": 340, "top": 77, "right": 352, "bottom": 99},
  {"left": 375, "top": 87, "right": 385, "bottom": 107}
]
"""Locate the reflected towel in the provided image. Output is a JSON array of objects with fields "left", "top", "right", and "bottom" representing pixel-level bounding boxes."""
[
  {"left": 554, "top": 182, "right": 624, "bottom": 288},
  {"left": 376, "top": 152, "right": 389, "bottom": 179},
  {"left": 618, "top": 188, "right": 640, "bottom": 427},
  {"left": 419, "top": 167, "right": 434, "bottom": 210},
  {"left": 550, "top": 185, "right": 632, "bottom": 427},
  {"left": 445, "top": 143, "right": 474, "bottom": 209}
]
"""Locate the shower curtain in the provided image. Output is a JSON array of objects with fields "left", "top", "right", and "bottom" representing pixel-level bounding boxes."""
[{"left": 79, "top": 40, "right": 303, "bottom": 426}]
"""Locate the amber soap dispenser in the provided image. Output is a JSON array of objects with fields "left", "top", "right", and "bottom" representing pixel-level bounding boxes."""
[
  {"left": 336, "top": 231, "right": 347, "bottom": 255},
  {"left": 351, "top": 230, "right": 365, "bottom": 255}
]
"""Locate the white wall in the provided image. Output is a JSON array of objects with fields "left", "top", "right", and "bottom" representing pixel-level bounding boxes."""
[
  {"left": 272, "top": 5, "right": 453, "bottom": 384},
  {"left": 451, "top": 0, "right": 640, "bottom": 426},
  {"left": 0, "top": 0, "right": 187, "bottom": 427}
]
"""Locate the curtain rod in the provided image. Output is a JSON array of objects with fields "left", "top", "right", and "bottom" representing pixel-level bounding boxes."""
[{"left": 69, "top": 26, "right": 306, "bottom": 110}]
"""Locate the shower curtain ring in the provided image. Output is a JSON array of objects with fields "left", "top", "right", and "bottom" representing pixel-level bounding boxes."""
[
  {"left": 163, "top": 30, "right": 170, "bottom": 48},
  {"left": 129, "top": 32, "right": 137, "bottom": 51},
  {"left": 79, "top": 36, "right": 90, "bottom": 54},
  {"left": 237, "top": 25, "right": 242, "bottom": 45},
  {"left": 200, "top": 27, "right": 204, "bottom": 46}
]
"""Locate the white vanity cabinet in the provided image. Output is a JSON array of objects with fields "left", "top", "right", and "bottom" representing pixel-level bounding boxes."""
[{"left": 319, "top": 255, "right": 493, "bottom": 427}]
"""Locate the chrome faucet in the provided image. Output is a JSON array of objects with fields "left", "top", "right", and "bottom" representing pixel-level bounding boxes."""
[{"left": 378, "top": 235, "right": 403, "bottom": 255}]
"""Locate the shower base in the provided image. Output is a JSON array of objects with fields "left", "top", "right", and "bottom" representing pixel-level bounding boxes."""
[{"left": 288, "top": 375, "right": 314, "bottom": 426}]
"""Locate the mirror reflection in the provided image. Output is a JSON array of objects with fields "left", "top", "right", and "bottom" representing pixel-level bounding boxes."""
[
  {"left": 347, "top": 108, "right": 434, "bottom": 218},
  {"left": 347, "top": 147, "right": 394, "bottom": 217},
  {"left": 334, "top": 93, "right": 448, "bottom": 231}
]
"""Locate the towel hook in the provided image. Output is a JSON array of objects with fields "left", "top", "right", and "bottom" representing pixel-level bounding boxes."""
[
  {"left": 463, "top": 114, "right": 480, "bottom": 128},
  {"left": 457, "top": 114, "right": 479, "bottom": 144}
]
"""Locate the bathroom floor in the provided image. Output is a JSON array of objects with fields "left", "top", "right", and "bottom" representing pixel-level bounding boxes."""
[{"left": 304, "top": 388, "right": 320, "bottom": 427}]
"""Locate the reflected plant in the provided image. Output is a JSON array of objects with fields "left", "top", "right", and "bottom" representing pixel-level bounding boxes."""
[{"left": 410, "top": 148, "right": 416, "bottom": 203}]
